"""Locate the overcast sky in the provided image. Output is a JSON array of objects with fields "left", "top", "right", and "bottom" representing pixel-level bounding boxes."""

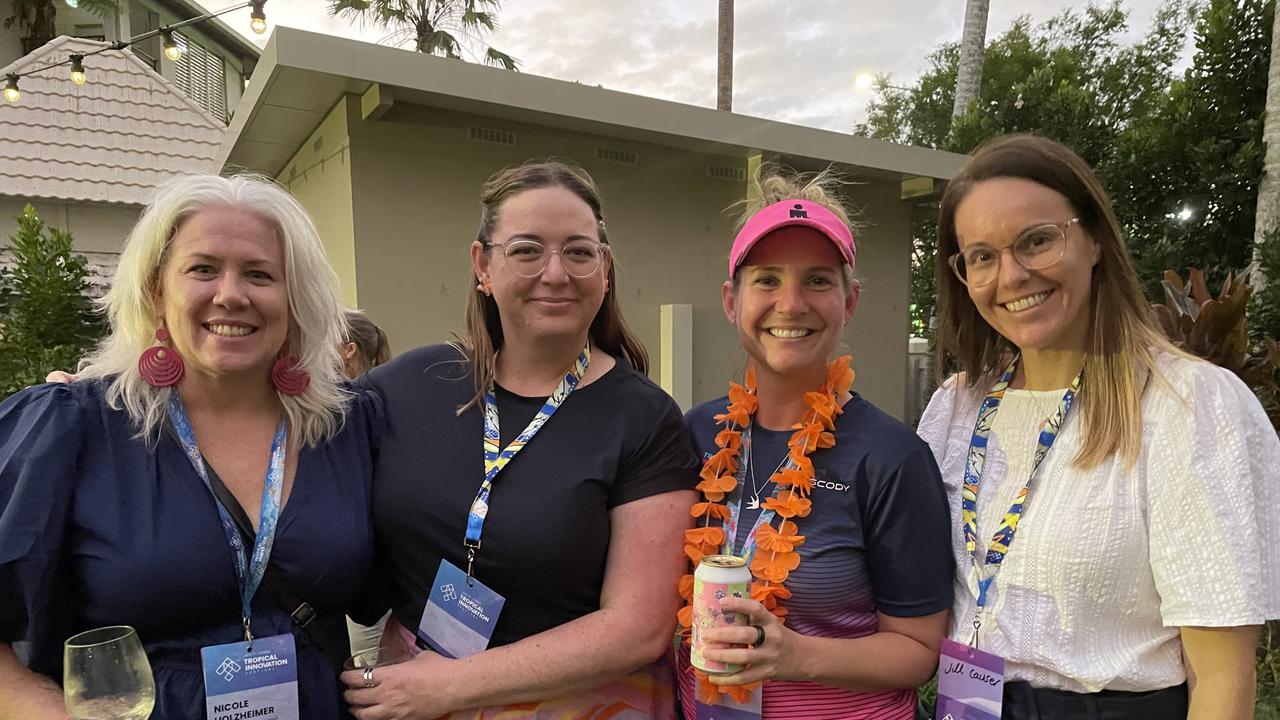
[{"left": 210, "top": 0, "right": 1181, "bottom": 130}]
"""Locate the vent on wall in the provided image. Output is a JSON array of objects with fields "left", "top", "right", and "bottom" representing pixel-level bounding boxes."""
[
  {"left": 708, "top": 164, "right": 747, "bottom": 181},
  {"left": 468, "top": 126, "right": 517, "bottom": 145},
  {"left": 597, "top": 147, "right": 639, "bottom": 165}
]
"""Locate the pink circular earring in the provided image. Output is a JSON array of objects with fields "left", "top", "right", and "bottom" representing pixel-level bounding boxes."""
[
  {"left": 272, "top": 354, "right": 311, "bottom": 396},
  {"left": 138, "top": 326, "right": 184, "bottom": 387}
]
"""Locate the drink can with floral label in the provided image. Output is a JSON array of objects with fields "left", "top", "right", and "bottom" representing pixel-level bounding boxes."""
[{"left": 691, "top": 554, "right": 751, "bottom": 674}]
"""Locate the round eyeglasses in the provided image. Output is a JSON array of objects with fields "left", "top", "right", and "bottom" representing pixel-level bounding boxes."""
[
  {"left": 491, "top": 239, "right": 609, "bottom": 279},
  {"left": 948, "top": 218, "right": 1080, "bottom": 288}
]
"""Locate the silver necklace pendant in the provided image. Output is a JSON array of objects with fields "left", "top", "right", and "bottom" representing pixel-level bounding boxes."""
[{"left": 746, "top": 495, "right": 762, "bottom": 511}]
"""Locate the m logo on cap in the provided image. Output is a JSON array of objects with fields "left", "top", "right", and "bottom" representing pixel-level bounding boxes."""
[{"left": 789, "top": 203, "right": 808, "bottom": 219}]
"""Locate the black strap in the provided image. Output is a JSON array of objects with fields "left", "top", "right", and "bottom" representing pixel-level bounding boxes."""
[{"left": 201, "top": 456, "right": 331, "bottom": 656}]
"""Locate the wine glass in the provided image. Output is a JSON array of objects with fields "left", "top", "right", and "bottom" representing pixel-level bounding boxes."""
[
  {"left": 344, "top": 644, "right": 410, "bottom": 672},
  {"left": 63, "top": 626, "right": 156, "bottom": 720}
]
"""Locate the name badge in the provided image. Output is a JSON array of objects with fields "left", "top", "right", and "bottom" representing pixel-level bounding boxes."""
[
  {"left": 695, "top": 689, "right": 762, "bottom": 720},
  {"left": 417, "top": 559, "right": 506, "bottom": 659},
  {"left": 200, "top": 633, "right": 299, "bottom": 720},
  {"left": 936, "top": 638, "right": 1004, "bottom": 720}
]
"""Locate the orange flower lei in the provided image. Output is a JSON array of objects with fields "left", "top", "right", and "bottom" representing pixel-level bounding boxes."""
[{"left": 677, "top": 356, "right": 856, "bottom": 705}]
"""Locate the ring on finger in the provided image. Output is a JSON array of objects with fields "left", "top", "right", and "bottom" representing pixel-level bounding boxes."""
[
  {"left": 362, "top": 666, "right": 375, "bottom": 688},
  {"left": 751, "top": 624, "right": 766, "bottom": 647}
]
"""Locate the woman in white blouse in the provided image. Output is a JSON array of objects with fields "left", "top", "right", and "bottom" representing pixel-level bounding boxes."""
[{"left": 918, "top": 134, "right": 1279, "bottom": 719}]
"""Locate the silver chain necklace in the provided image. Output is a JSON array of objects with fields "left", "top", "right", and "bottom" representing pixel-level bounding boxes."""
[{"left": 745, "top": 426, "right": 790, "bottom": 510}]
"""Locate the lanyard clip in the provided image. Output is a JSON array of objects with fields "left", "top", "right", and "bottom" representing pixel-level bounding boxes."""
[
  {"left": 463, "top": 539, "right": 481, "bottom": 586},
  {"left": 968, "top": 607, "right": 983, "bottom": 650},
  {"left": 242, "top": 616, "right": 254, "bottom": 651}
]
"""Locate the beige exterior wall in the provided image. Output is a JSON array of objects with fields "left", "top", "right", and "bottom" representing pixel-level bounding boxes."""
[
  {"left": 320, "top": 101, "right": 915, "bottom": 417},
  {"left": 277, "top": 98, "right": 359, "bottom": 308},
  {"left": 343, "top": 100, "right": 749, "bottom": 396},
  {"left": 839, "top": 181, "right": 914, "bottom": 419},
  {"left": 0, "top": 196, "right": 139, "bottom": 253}
]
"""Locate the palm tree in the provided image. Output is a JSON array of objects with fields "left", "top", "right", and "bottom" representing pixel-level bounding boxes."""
[
  {"left": 716, "top": 0, "right": 732, "bottom": 111},
  {"left": 1254, "top": 5, "right": 1280, "bottom": 286},
  {"left": 329, "top": 0, "right": 518, "bottom": 70},
  {"left": 951, "top": 0, "right": 990, "bottom": 118},
  {"left": 3, "top": 0, "right": 119, "bottom": 55}
]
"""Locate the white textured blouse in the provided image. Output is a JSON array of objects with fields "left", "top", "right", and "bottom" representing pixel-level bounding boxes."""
[{"left": 917, "top": 353, "right": 1280, "bottom": 693}]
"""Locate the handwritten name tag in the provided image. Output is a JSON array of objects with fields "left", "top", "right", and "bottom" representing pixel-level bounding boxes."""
[{"left": 936, "top": 638, "right": 1004, "bottom": 720}]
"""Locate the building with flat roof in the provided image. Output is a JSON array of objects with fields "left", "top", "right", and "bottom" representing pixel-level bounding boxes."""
[{"left": 218, "top": 26, "right": 966, "bottom": 417}]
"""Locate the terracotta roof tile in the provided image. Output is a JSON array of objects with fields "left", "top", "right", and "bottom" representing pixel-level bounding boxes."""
[{"left": 0, "top": 37, "right": 225, "bottom": 206}]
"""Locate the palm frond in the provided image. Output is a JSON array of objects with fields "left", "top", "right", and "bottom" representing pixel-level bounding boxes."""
[
  {"left": 484, "top": 46, "right": 519, "bottom": 70},
  {"left": 75, "top": 0, "right": 121, "bottom": 18},
  {"left": 462, "top": 9, "right": 496, "bottom": 31}
]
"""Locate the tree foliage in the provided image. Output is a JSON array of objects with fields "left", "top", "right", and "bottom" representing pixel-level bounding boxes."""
[
  {"left": 328, "top": 0, "right": 518, "bottom": 69},
  {"left": 856, "top": 0, "right": 1272, "bottom": 341},
  {"left": 3, "top": 0, "right": 118, "bottom": 55},
  {"left": 0, "top": 206, "right": 103, "bottom": 398}
]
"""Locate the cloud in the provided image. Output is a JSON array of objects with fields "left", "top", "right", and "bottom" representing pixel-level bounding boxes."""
[{"left": 204, "top": 0, "right": 1174, "bottom": 131}]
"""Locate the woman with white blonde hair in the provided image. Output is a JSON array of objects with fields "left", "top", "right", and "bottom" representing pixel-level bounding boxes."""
[{"left": 0, "top": 174, "right": 382, "bottom": 719}]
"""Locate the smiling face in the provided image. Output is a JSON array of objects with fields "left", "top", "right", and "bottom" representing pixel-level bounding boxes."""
[
  {"left": 156, "top": 205, "right": 290, "bottom": 384},
  {"left": 471, "top": 186, "right": 610, "bottom": 347},
  {"left": 954, "top": 177, "right": 1100, "bottom": 354},
  {"left": 723, "top": 227, "right": 856, "bottom": 384}
]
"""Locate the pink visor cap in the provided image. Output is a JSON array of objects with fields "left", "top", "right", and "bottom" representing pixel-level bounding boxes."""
[{"left": 728, "top": 199, "right": 856, "bottom": 278}]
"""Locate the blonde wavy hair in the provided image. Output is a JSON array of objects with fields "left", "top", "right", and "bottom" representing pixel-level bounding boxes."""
[
  {"left": 729, "top": 165, "right": 862, "bottom": 292},
  {"left": 78, "top": 174, "right": 349, "bottom": 447}
]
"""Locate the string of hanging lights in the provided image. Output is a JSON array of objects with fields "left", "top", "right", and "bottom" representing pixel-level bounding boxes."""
[{"left": 3, "top": 0, "right": 267, "bottom": 103}]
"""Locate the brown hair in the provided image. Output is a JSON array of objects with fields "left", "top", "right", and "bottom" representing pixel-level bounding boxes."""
[
  {"left": 455, "top": 160, "right": 648, "bottom": 411},
  {"left": 935, "top": 134, "right": 1182, "bottom": 468},
  {"left": 343, "top": 308, "right": 391, "bottom": 372}
]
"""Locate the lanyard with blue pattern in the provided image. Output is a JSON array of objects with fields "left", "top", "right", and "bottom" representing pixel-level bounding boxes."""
[
  {"left": 962, "top": 356, "right": 1081, "bottom": 636},
  {"left": 168, "top": 396, "right": 287, "bottom": 649},
  {"left": 722, "top": 423, "right": 791, "bottom": 562},
  {"left": 466, "top": 346, "right": 591, "bottom": 579}
]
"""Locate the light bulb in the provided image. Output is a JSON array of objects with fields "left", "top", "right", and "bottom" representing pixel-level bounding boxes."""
[
  {"left": 3, "top": 76, "right": 19, "bottom": 104},
  {"left": 70, "top": 55, "right": 86, "bottom": 85},
  {"left": 162, "top": 30, "right": 182, "bottom": 62},
  {"left": 250, "top": 1, "right": 267, "bottom": 34}
]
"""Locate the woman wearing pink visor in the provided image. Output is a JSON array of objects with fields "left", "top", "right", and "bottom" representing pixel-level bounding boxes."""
[{"left": 675, "top": 170, "right": 953, "bottom": 719}]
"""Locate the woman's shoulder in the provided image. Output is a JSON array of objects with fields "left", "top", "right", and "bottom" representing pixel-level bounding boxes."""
[
  {"left": 841, "top": 393, "right": 935, "bottom": 459},
  {"left": 0, "top": 378, "right": 104, "bottom": 422},
  {"left": 1146, "top": 350, "right": 1253, "bottom": 410},
  {"left": 917, "top": 373, "right": 982, "bottom": 441},
  {"left": 684, "top": 396, "right": 730, "bottom": 428},
  {"left": 589, "top": 358, "right": 686, "bottom": 417},
  {"left": 362, "top": 343, "right": 470, "bottom": 390}
]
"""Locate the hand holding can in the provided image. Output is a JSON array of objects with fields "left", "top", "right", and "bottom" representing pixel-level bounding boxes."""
[{"left": 690, "top": 554, "right": 752, "bottom": 674}]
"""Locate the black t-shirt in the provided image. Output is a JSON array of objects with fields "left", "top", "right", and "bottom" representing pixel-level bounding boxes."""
[{"left": 358, "top": 343, "right": 699, "bottom": 646}]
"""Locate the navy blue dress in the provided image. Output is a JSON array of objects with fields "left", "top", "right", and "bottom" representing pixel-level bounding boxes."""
[{"left": 0, "top": 380, "right": 381, "bottom": 719}]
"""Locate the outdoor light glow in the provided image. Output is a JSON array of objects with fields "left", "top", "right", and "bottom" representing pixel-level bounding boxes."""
[
  {"left": 250, "top": 1, "right": 267, "bottom": 34},
  {"left": 1178, "top": 207, "right": 1194, "bottom": 222},
  {"left": 854, "top": 72, "right": 874, "bottom": 91},
  {"left": 70, "top": 55, "right": 86, "bottom": 86},
  {"left": 65, "top": 0, "right": 79, "bottom": 7},
  {"left": 162, "top": 30, "right": 182, "bottom": 62},
  {"left": 3, "top": 76, "right": 19, "bottom": 103}
]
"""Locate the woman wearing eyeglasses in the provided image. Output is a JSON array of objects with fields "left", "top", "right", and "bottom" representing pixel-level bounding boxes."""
[
  {"left": 917, "top": 134, "right": 1280, "bottom": 719},
  {"left": 338, "top": 161, "right": 698, "bottom": 720}
]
